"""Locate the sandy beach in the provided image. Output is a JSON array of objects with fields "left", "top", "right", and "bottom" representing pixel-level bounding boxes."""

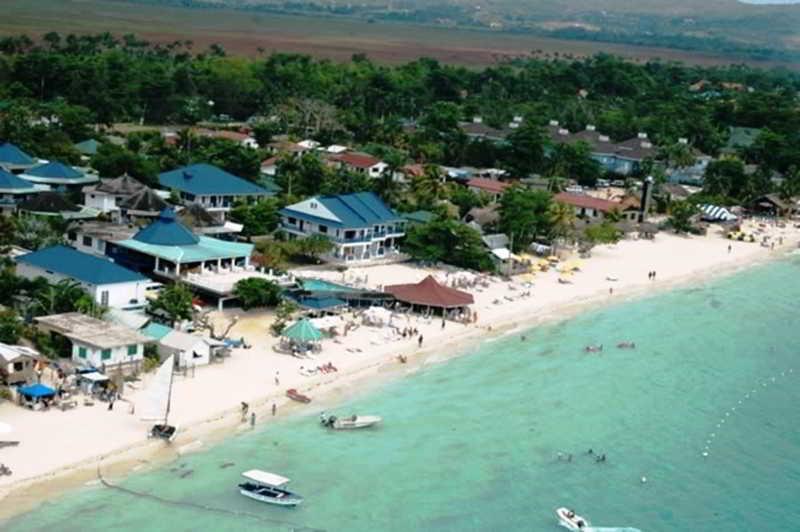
[{"left": 1, "top": 220, "right": 798, "bottom": 519}]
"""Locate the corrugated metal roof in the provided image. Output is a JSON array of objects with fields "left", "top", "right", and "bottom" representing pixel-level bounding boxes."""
[
  {"left": 0, "top": 142, "right": 35, "bottom": 166},
  {"left": 17, "top": 245, "right": 147, "bottom": 285},
  {"left": 159, "top": 163, "right": 269, "bottom": 196}
]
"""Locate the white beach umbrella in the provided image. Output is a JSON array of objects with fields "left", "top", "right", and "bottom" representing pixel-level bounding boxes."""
[{"left": 0, "top": 422, "right": 13, "bottom": 434}]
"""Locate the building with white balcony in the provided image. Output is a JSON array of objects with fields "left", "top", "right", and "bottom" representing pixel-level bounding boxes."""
[
  {"left": 279, "top": 192, "right": 405, "bottom": 263},
  {"left": 158, "top": 163, "right": 271, "bottom": 221}
]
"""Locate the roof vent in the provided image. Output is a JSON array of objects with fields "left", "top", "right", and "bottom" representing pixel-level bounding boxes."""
[
  {"left": 558, "top": 128, "right": 569, "bottom": 135},
  {"left": 472, "top": 116, "right": 483, "bottom": 124},
  {"left": 599, "top": 135, "right": 610, "bottom": 142},
  {"left": 678, "top": 137, "right": 689, "bottom": 145},
  {"left": 310, "top": 201, "right": 318, "bottom": 209},
  {"left": 586, "top": 124, "right": 596, "bottom": 131},
  {"left": 637, "top": 132, "right": 648, "bottom": 139},
  {"left": 641, "top": 141, "right": 653, "bottom": 149},
  {"left": 549, "top": 120, "right": 559, "bottom": 127},
  {"left": 513, "top": 115, "right": 523, "bottom": 123}
]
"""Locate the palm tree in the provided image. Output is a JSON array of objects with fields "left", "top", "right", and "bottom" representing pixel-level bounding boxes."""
[
  {"left": 374, "top": 150, "right": 406, "bottom": 206},
  {"left": 411, "top": 164, "right": 446, "bottom": 208},
  {"left": 31, "top": 279, "right": 86, "bottom": 316},
  {"left": 549, "top": 201, "right": 577, "bottom": 241}
]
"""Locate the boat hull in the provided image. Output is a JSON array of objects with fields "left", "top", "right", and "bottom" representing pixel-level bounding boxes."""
[
  {"left": 332, "top": 416, "right": 382, "bottom": 429},
  {"left": 238, "top": 485, "right": 303, "bottom": 507},
  {"left": 556, "top": 507, "right": 589, "bottom": 530}
]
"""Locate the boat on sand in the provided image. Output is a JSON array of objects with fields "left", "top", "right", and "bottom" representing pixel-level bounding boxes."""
[
  {"left": 140, "top": 355, "right": 179, "bottom": 442},
  {"left": 286, "top": 389, "right": 311, "bottom": 403},
  {"left": 238, "top": 469, "right": 304, "bottom": 507},
  {"left": 556, "top": 507, "right": 590, "bottom": 530},
  {"left": 320, "top": 413, "right": 382, "bottom": 430}
]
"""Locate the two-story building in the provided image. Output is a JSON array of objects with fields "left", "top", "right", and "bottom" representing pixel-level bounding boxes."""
[
  {"left": 158, "top": 163, "right": 271, "bottom": 222},
  {"left": 15, "top": 244, "right": 150, "bottom": 309},
  {"left": 280, "top": 192, "right": 405, "bottom": 263}
]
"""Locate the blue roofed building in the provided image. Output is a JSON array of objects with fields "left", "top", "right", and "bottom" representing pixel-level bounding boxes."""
[
  {"left": 0, "top": 168, "right": 40, "bottom": 213},
  {"left": 20, "top": 161, "right": 99, "bottom": 189},
  {"left": 0, "top": 142, "right": 36, "bottom": 173},
  {"left": 280, "top": 192, "right": 406, "bottom": 263},
  {"left": 107, "top": 208, "right": 281, "bottom": 308},
  {"left": 158, "top": 163, "right": 271, "bottom": 221},
  {"left": 15, "top": 245, "right": 151, "bottom": 309}
]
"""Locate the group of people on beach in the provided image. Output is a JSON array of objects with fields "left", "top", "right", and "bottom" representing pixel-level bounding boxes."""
[{"left": 647, "top": 270, "right": 658, "bottom": 280}]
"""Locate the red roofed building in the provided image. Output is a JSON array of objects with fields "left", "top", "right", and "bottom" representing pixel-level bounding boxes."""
[
  {"left": 467, "top": 178, "right": 512, "bottom": 201},
  {"left": 260, "top": 156, "right": 280, "bottom": 176},
  {"left": 385, "top": 275, "right": 474, "bottom": 310},
  {"left": 329, "top": 152, "right": 388, "bottom": 178},
  {"left": 555, "top": 192, "right": 638, "bottom": 221}
]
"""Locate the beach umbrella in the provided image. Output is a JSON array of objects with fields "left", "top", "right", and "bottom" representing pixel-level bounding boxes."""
[
  {"left": 547, "top": 255, "right": 560, "bottom": 263},
  {"left": 0, "top": 422, "right": 12, "bottom": 434},
  {"left": 282, "top": 318, "right": 323, "bottom": 343}
]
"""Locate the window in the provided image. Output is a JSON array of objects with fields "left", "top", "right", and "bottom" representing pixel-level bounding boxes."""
[
  {"left": 101, "top": 291, "right": 109, "bottom": 306},
  {"left": 67, "top": 232, "right": 76, "bottom": 241},
  {"left": 127, "top": 345, "right": 138, "bottom": 356},
  {"left": 83, "top": 236, "right": 92, "bottom": 247},
  {"left": 101, "top": 349, "right": 112, "bottom": 360},
  {"left": 288, "top": 217, "right": 297, "bottom": 225},
  {"left": 318, "top": 225, "right": 328, "bottom": 234},
  {"left": 78, "top": 347, "right": 87, "bottom": 359},
  {"left": 13, "top": 361, "right": 24, "bottom": 372}
]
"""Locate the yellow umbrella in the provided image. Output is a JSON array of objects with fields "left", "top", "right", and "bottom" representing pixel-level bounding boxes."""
[
  {"left": 519, "top": 273, "right": 536, "bottom": 283},
  {"left": 563, "top": 259, "right": 583, "bottom": 272},
  {"left": 547, "top": 255, "right": 560, "bottom": 263}
]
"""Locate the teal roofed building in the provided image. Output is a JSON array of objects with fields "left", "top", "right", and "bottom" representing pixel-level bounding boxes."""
[
  {"left": 21, "top": 161, "right": 99, "bottom": 188},
  {"left": 107, "top": 208, "right": 263, "bottom": 307},
  {"left": 15, "top": 245, "right": 150, "bottom": 309},
  {"left": 74, "top": 139, "right": 100, "bottom": 157},
  {"left": 280, "top": 192, "right": 405, "bottom": 263},
  {"left": 0, "top": 142, "right": 36, "bottom": 173},
  {"left": 0, "top": 168, "right": 39, "bottom": 213},
  {"left": 158, "top": 163, "right": 270, "bottom": 221}
]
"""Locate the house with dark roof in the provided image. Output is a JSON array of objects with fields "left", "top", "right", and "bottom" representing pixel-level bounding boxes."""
[
  {"left": 280, "top": 192, "right": 405, "bottom": 263},
  {"left": 15, "top": 245, "right": 150, "bottom": 309},
  {"left": 18, "top": 191, "right": 96, "bottom": 219},
  {"left": 117, "top": 187, "right": 169, "bottom": 223},
  {"left": 83, "top": 174, "right": 146, "bottom": 213},
  {"left": 547, "top": 123, "right": 657, "bottom": 176},
  {"left": 0, "top": 142, "right": 36, "bottom": 173},
  {"left": 158, "top": 163, "right": 271, "bottom": 221},
  {"left": 328, "top": 152, "right": 388, "bottom": 179},
  {"left": 20, "top": 161, "right": 99, "bottom": 188}
]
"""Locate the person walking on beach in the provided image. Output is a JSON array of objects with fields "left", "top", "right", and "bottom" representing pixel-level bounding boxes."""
[
  {"left": 250, "top": 412, "right": 256, "bottom": 428},
  {"left": 241, "top": 401, "right": 249, "bottom": 422},
  {"left": 418, "top": 335, "right": 424, "bottom": 348},
  {"left": 728, "top": 244, "right": 732, "bottom": 254},
  {"left": 274, "top": 371, "right": 280, "bottom": 386},
  {"left": 441, "top": 319, "right": 446, "bottom": 329},
  {"left": 272, "top": 403, "right": 277, "bottom": 416}
]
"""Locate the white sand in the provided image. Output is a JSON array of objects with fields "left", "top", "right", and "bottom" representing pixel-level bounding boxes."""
[{"left": 0, "top": 220, "right": 797, "bottom": 516}]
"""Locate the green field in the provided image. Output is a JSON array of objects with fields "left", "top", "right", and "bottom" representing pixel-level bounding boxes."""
[{"left": 1, "top": 0, "right": 799, "bottom": 67}]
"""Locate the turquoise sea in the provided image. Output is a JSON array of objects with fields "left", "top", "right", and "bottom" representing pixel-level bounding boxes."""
[{"left": 5, "top": 257, "right": 800, "bottom": 531}]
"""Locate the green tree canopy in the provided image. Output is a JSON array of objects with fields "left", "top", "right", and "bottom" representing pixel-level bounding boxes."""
[
  {"left": 498, "top": 187, "right": 554, "bottom": 251},
  {"left": 150, "top": 283, "right": 194, "bottom": 326},
  {"left": 402, "top": 218, "right": 494, "bottom": 271},
  {"left": 233, "top": 278, "right": 282, "bottom": 310}
]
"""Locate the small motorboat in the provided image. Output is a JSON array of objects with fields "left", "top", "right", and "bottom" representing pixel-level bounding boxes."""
[
  {"left": 238, "top": 469, "right": 303, "bottom": 507},
  {"left": 149, "top": 424, "right": 179, "bottom": 442},
  {"left": 320, "top": 413, "right": 382, "bottom": 430},
  {"left": 617, "top": 341, "right": 636, "bottom": 349},
  {"left": 584, "top": 344, "right": 603, "bottom": 353},
  {"left": 286, "top": 389, "right": 312, "bottom": 404},
  {"left": 556, "top": 507, "right": 590, "bottom": 530}
]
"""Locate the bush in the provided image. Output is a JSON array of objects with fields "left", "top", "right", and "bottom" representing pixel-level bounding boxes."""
[{"left": 233, "top": 278, "right": 282, "bottom": 310}]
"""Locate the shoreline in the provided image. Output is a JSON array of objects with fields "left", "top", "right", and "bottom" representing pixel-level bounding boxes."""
[{"left": 0, "top": 229, "right": 797, "bottom": 521}]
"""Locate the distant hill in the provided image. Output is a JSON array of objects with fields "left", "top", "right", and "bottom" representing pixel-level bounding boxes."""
[{"left": 122, "top": 0, "right": 800, "bottom": 60}]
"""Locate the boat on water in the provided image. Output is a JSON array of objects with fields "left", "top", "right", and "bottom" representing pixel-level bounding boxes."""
[
  {"left": 238, "top": 469, "right": 304, "bottom": 507},
  {"left": 286, "top": 388, "right": 311, "bottom": 403},
  {"left": 320, "top": 413, "right": 382, "bottom": 430},
  {"left": 139, "top": 355, "right": 179, "bottom": 442},
  {"left": 556, "top": 507, "right": 590, "bottom": 530}
]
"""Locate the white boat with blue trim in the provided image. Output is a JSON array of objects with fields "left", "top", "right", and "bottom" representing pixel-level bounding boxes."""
[{"left": 238, "top": 470, "right": 304, "bottom": 507}]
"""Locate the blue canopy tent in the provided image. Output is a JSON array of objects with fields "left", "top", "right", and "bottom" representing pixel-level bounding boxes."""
[{"left": 18, "top": 383, "right": 56, "bottom": 399}]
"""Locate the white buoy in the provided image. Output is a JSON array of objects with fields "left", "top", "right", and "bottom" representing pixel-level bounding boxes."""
[
  {"left": 702, "top": 451, "right": 709, "bottom": 457},
  {"left": 641, "top": 476, "right": 647, "bottom": 484},
  {"left": 711, "top": 433, "right": 716, "bottom": 437},
  {"left": 726, "top": 412, "right": 730, "bottom": 417}
]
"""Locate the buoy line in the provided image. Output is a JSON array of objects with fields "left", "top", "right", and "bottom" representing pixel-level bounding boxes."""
[{"left": 701, "top": 368, "right": 794, "bottom": 458}]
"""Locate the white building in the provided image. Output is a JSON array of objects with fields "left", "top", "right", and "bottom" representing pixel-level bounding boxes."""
[
  {"left": 35, "top": 313, "right": 150, "bottom": 370},
  {"left": 82, "top": 174, "right": 146, "bottom": 214},
  {"left": 15, "top": 244, "right": 150, "bottom": 309}
]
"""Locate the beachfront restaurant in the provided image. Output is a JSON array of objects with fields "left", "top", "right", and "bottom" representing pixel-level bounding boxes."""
[
  {"left": 384, "top": 275, "right": 474, "bottom": 319},
  {"left": 106, "top": 208, "right": 280, "bottom": 309}
]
